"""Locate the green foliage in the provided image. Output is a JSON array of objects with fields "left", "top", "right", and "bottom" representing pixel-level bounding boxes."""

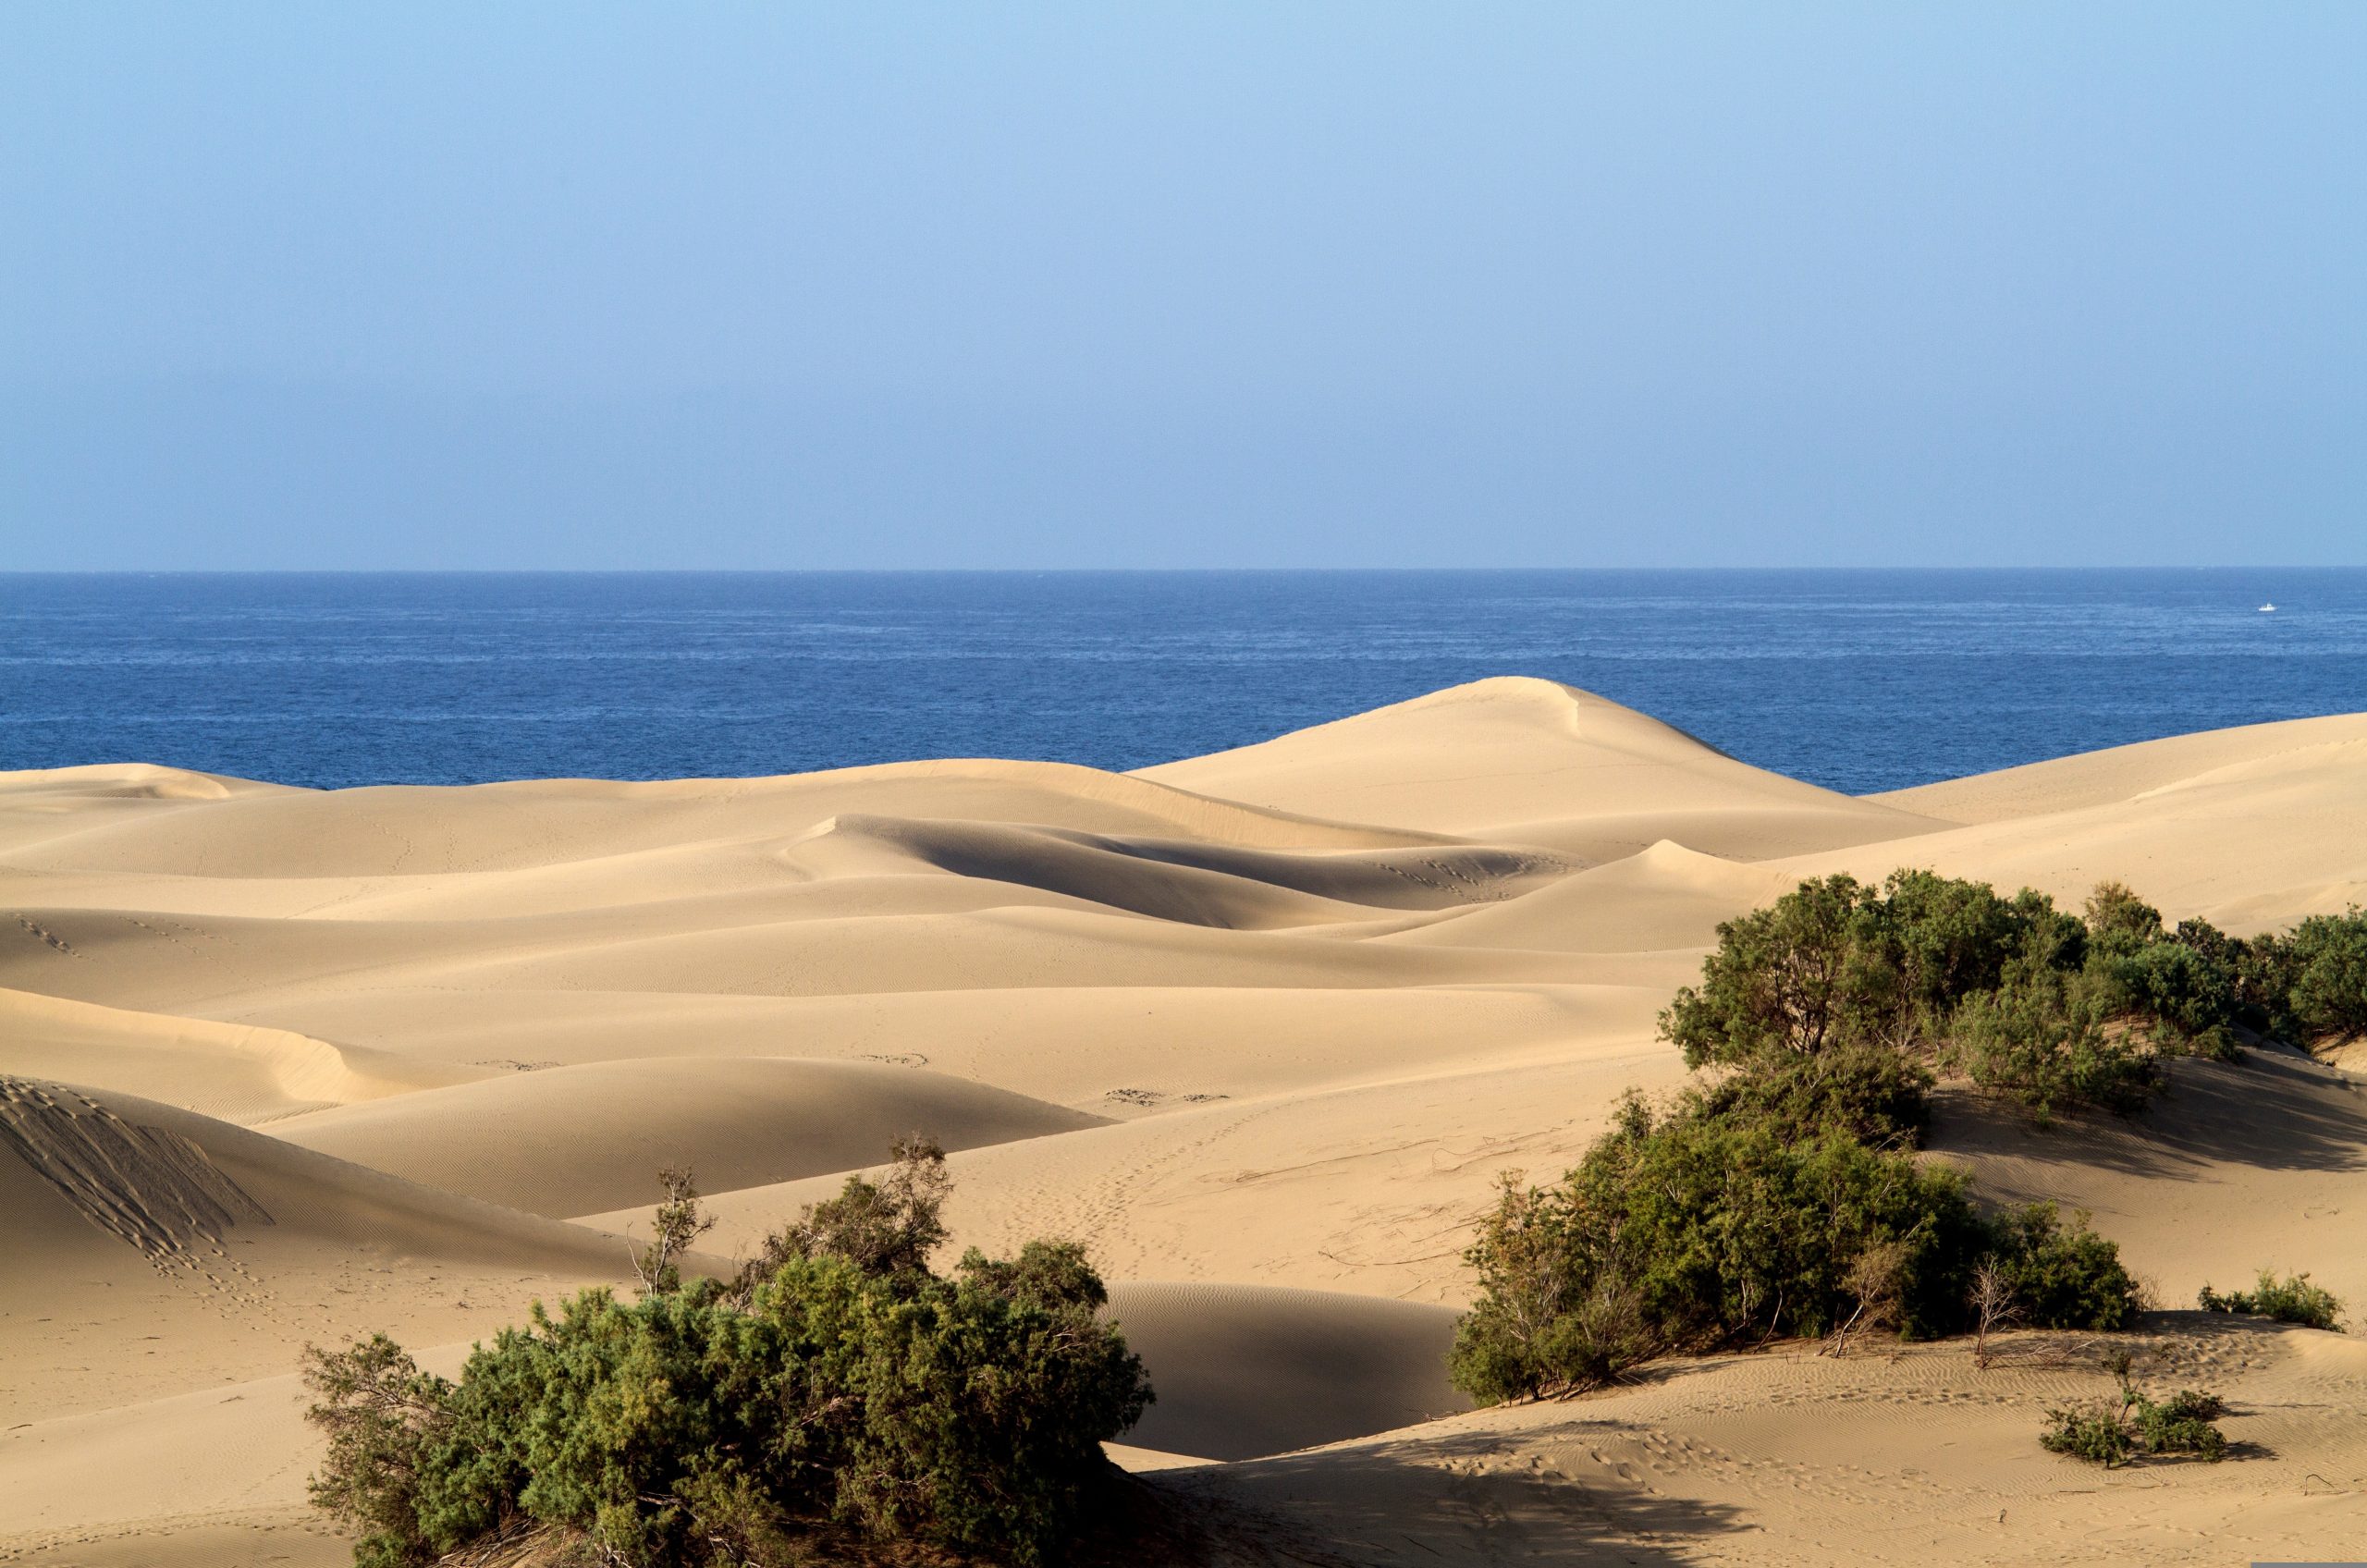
[
  {"left": 1556, "top": 1108, "right": 1988, "bottom": 1348},
  {"left": 1980, "top": 1203, "right": 2144, "bottom": 1330},
  {"left": 1681, "top": 1040, "right": 1933, "bottom": 1145},
  {"left": 2198, "top": 1269, "right": 2344, "bottom": 1330},
  {"left": 1661, "top": 874, "right": 1914, "bottom": 1066},
  {"left": 1946, "top": 962, "right": 2158, "bottom": 1121},
  {"left": 1451, "top": 1051, "right": 2151, "bottom": 1405},
  {"left": 2039, "top": 1404, "right": 2133, "bottom": 1465},
  {"left": 306, "top": 1157, "right": 1151, "bottom": 1568},
  {"left": 2253, "top": 910, "right": 2367, "bottom": 1047},
  {"left": 1463, "top": 865, "right": 2365, "bottom": 1407},
  {"left": 1448, "top": 1169, "right": 1648, "bottom": 1403},
  {"left": 2079, "top": 889, "right": 2239, "bottom": 1057},
  {"left": 2081, "top": 881, "right": 2164, "bottom": 948},
  {"left": 1445, "top": 1064, "right": 2156, "bottom": 1403},
  {"left": 2042, "top": 1368, "right": 2227, "bottom": 1467},
  {"left": 631, "top": 1164, "right": 715, "bottom": 1295},
  {"left": 734, "top": 1133, "right": 952, "bottom": 1295},
  {"left": 1662, "top": 869, "right": 2279, "bottom": 1119},
  {"left": 299, "top": 1336, "right": 460, "bottom": 1568}
]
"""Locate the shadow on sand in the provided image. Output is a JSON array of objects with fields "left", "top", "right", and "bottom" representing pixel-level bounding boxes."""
[
  {"left": 1147, "top": 1429, "right": 1748, "bottom": 1567},
  {"left": 1933, "top": 1046, "right": 2367, "bottom": 1180}
]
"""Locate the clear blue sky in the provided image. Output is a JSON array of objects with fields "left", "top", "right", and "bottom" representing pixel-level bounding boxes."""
[{"left": 4, "top": 4, "right": 2361, "bottom": 569}]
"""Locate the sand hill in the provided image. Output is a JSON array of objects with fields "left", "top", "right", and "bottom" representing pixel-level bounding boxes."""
[{"left": 4, "top": 676, "right": 2364, "bottom": 1565}]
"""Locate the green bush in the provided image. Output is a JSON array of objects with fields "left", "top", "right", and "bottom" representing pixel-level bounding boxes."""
[
  {"left": 1449, "top": 1104, "right": 1986, "bottom": 1402},
  {"left": 1661, "top": 871, "right": 2054, "bottom": 1068},
  {"left": 1662, "top": 869, "right": 2310, "bottom": 1119},
  {"left": 2042, "top": 1371, "right": 2227, "bottom": 1467},
  {"left": 1462, "top": 868, "right": 2363, "bottom": 1404},
  {"left": 1681, "top": 1040, "right": 1933, "bottom": 1145},
  {"left": 1445, "top": 1071, "right": 2156, "bottom": 1403},
  {"left": 1451, "top": 1047, "right": 2152, "bottom": 1405},
  {"left": 1981, "top": 1203, "right": 2144, "bottom": 1330},
  {"left": 2040, "top": 1404, "right": 2134, "bottom": 1465},
  {"left": 730, "top": 1132, "right": 952, "bottom": 1296},
  {"left": 2198, "top": 1269, "right": 2344, "bottom": 1330},
  {"left": 305, "top": 1156, "right": 1152, "bottom": 1567},
  {"left": 1661, "top": 874, "right": 1899, "bottom": 1065},
  {"left": 1946, "top": 962, "right": 2159, "bottom": 1121},
  {"left": 2274, "top": 911, "right": 2367, "bottom": 1047}
]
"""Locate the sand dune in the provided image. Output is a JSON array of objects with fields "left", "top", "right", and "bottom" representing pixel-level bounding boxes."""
[
  {"left": 6, "top": 680, "right": 2367, "bottom": 1563},
  {"left": 0, "top": 985, "right": 483, "bottom": 1123},
  {"left": 1140, "top": 677, "right": 1952, "bottom": 857},
  {"left": 1386, "top": 839, "right": 1803, "bottom": 954},
  {"left": 0, "top": 1075, "right": 635, "bottom": 1425},
  {"left": 271, "top": 1056, "right": 1105, "bottom": 1218},
  {"left": 1799, "top": 727, "right": 2367, "bottom": 930},
  {"left": 1873, "top": 711, "right": 2367, "bottom": 824}
]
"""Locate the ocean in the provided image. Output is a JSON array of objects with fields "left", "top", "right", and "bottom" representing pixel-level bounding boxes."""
[{"left": 2, "top": 570, "right": 2361, "bottom": 796}]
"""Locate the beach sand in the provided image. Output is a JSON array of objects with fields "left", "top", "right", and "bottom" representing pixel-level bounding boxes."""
[{"left": 5, "top": 676, "right": 2365, "bottom": 1564}]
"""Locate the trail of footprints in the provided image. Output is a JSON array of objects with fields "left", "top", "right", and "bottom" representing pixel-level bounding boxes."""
[{"left": 0, "top": 1076, "right": 284, "bottom": 1322}]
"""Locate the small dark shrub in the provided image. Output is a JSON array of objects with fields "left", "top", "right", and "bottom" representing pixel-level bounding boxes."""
[
  {"left": 1448, "top": 1086, "right": 1996, "bottom": 1403},
  {"left": 2040, "top": 1404, "right": 2133, "bottom": 1465},
  {"left": 2042, "top": 1367, "right": 2227, "bottom": 1467},
  {"left": 1661, "top": 874, "right": 1899, "bottom": 1066},
  {"left": 2100, "top": 938, "right": 2239, "bottom": 1058},
  {"left": 2082, "top": 881, "right": 2165, "bottom": 948},
  {"left": 2198, "top": 1269, "right": 2344, "bottom": 1330},
  {"left": 1455, "top": 1045, "right": 2151, "bottom": 1403},
  {"left": 299, "top": 1336, "right": 459, "bottom": 1568},
  {"left": 631, "top": 1164, "right": 715, "bottom": 1295}
]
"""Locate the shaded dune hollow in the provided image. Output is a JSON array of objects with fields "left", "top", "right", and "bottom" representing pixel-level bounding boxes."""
[{"left": 1106, "top": 1282, "right": 1468, "bottom": 1461}]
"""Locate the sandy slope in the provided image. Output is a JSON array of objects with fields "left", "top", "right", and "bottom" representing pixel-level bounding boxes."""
[{"left": 6, "top": 677, "right": 2367, "bottom": 1564}]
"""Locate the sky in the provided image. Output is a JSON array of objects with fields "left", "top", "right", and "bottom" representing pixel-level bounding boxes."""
[{"left": 3, "top": 3, "right": 2362, "bottom": 570}]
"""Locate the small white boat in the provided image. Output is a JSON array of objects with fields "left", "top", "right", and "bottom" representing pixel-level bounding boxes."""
[{"left": 2259, "top": 602, "right": 2277, "bottom": 613}]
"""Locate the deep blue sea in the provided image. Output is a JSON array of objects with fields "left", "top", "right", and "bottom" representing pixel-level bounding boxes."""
[{"left": 2, "top": 570, "right": 2361, "bottom": 796}]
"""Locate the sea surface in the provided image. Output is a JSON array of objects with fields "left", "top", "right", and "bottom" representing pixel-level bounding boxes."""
[{"left": 2, "top": 570, "right": 2361, "bottom": 796}]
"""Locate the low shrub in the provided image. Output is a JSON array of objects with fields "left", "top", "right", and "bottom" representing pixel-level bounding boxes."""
[
  {"left": 2198, "top": 1269, "right": 2345, "bottom": 1330},
  {"left": 1681, "top": 1040, "right": 1933, "bottom": 1145},
  {"left": 305, "top": 1151, "right": 1152, "bottom": 1567},
  {"left": 1662, "top": 872, "right": 2030, "bottom": 1069},
  {"left": 1981, "top": 1203, "right": 2144, "bottom": 1331},
  {"left": 1945, "top": 963, "right": 2158, "bottom": 1122},
  {"left": 1461, "top": 867, "right": 2361, "bottom": 1404},
  {"left": 730, "top": 1131, "right": 951, "bottom": 1296},
  {"left": 2259, "top": 910, "right": 2367, "bottom": 1047},
  {"left": 1660, "top": 870, "right": 2273, "bottom": 1121},
  {"left": 2042, "top": 1366, "right": 2227, "bottom": 1467},
  {"left": 1446, "top": 1077, "right": 2144, "bottom": 1403},
  {"left": 2040, "top": 1404, "right": 2134, "bottom": 1465}
]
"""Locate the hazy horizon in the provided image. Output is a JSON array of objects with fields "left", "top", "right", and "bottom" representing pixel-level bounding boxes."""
[{"left": 6, "top": 4, "right": 2363, "bottom": 570}]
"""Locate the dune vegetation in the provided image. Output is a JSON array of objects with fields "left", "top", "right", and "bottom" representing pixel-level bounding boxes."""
[
  {"left": 1453, "top": 869, "right": 2356, "bottom": 1405},
  {"left": 306, "top": 1144, "right": 1151, "bottom": 1568}
]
